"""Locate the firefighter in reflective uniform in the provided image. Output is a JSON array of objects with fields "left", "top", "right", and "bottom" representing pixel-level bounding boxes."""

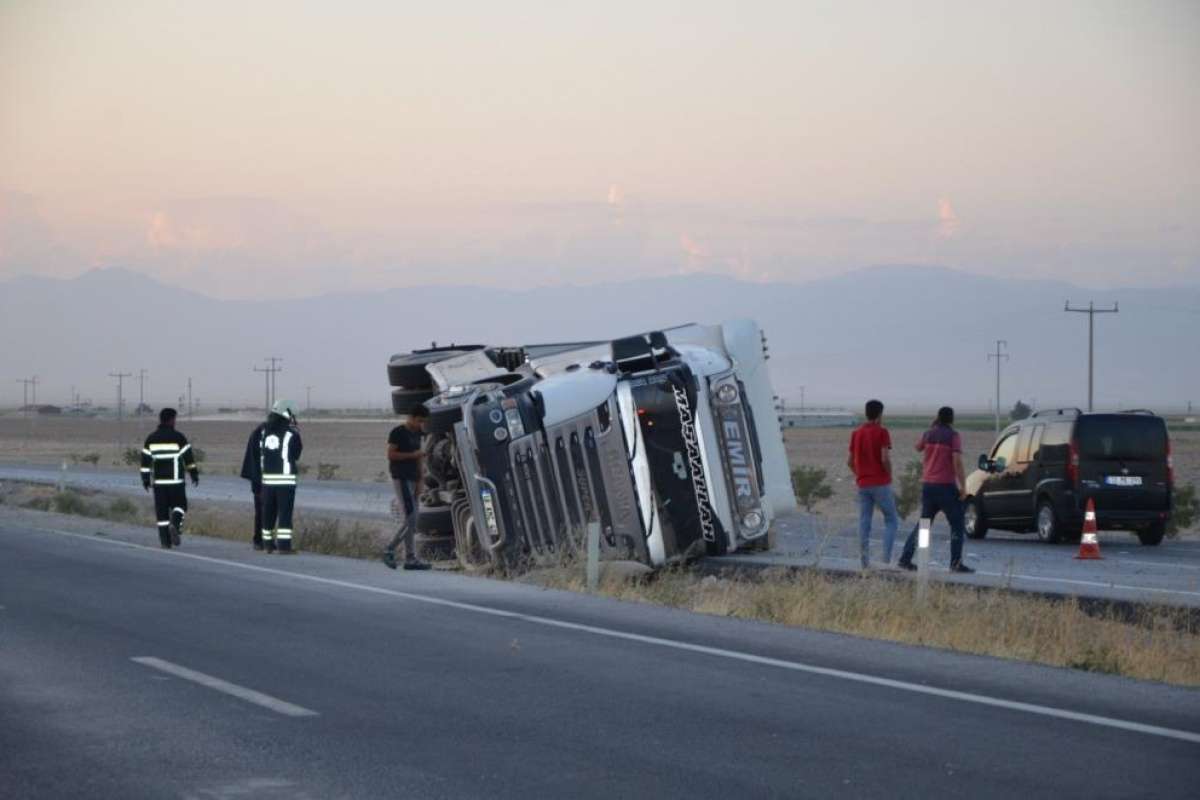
[
  {"left": 260, "top": 399, "right": 302, "bottom": 553},
  {"left": 140, "top": 407, "right": 199, "bottom": 549}
]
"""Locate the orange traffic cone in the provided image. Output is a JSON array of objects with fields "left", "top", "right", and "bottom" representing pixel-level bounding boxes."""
[{"left": 1075, "top": 498, "right": 1103, "bottom": 560}]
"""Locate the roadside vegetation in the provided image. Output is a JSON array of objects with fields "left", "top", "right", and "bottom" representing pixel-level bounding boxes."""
[
  {"left": 526, "top": 564, "right": 1200, "bottom": 687},
  {"left": 1168, "top": 484, "right": 1197, "bottom": 537},
  {"left": 790, "top": 466, "right": 833, "bottom": 513},
  {"left": 4, "top": 484, "right": 389, "bottom": 559},
  {"left": 5, "top": 480, "right": 1198, "bottom": 687}
]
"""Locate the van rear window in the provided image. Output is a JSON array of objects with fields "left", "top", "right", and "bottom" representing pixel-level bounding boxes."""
[{"left": 1076, "top": 416, "right": 1167, "bottom": 461}]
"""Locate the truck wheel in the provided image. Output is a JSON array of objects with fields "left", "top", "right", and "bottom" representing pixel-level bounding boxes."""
[
  {"left": 427, "top": 383, "right": 504, "bottom": 435},
  {"left": 416, "top": 504, "right": 454, "bottom": 535},
  {"left": 387, "top": 348, "right": 480, "bottom": 389},
  {"left": 1138, "top": 521, "right": 1166, "bottom": 546},
  {"left": 964, "top": 498, "right": 988, "bottom": 539},
  {"left": 1035, "top": 499, "right": 1064, "bottom": 544},
  {"left": 391, "top": 387, "right": 436, "bottom": 415},
  {"left": 415, "top": 532, "right": 455, "bottom": 561}
]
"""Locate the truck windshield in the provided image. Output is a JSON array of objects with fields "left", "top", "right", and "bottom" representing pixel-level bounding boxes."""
[{"left": 1076, "top": 416, "right": 1167, "bottom": 461}]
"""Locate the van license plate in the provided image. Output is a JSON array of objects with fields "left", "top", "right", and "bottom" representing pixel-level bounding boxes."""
[{"left": 1105, "top": 475, "right": 1142, "bottom": 487}]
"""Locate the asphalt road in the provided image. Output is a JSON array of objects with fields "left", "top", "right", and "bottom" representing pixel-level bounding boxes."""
[
  {"left": 764, "top": 513, "right": 1200, "bottom": 608},
  {"left": 2, "top": 506, "right": 1199, "bottom": 799},
  {"left": 0, "top": 462, "right": 393, "bottom": 517},
  {"left": 3, "top": 462, "right": 1200, "bottom": 608}
]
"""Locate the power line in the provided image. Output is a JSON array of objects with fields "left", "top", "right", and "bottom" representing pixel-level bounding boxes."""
[
  {"left": 1065, "top": 300, "right": 1119, "bottom": 412},
  {"left": 987, "top": 340, "right": 1009, "bottom": 434}
]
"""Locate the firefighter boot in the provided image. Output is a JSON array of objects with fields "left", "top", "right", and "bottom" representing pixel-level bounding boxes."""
[
  {"left": 157, "top": 524, "right": 172, "bottom": 549},
  {"left": 170, "top": 509, "right": 184, "bottom": 547}
]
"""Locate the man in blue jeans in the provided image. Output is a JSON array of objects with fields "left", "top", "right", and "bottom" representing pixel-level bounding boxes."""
[
  {"left": 847, "top": 399, "right": 899, "bottom": 569},
  {"left": 382, "top": 404, "right": 432, "bottom": 571},
  {"left": 898, "top": 406, "right": 975, "bottom": 573}
]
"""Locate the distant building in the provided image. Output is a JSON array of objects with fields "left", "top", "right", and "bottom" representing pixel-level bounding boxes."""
[
  {"left": 36, "top": 405, "right": 63, "bottom": 415},
  {"left": 779, "top": 407, "right": 858, "bottom": 428}
]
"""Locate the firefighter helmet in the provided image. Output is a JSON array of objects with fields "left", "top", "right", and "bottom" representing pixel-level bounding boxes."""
[{"left": 271, "top": 399, "right": 298, "bottom": 421}]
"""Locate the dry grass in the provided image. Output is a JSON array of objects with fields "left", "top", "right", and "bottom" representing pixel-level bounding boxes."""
[
  {"left": 8, "top": 479, "right": 1199, "bottom": 685},
  {"left": 2, "top": 482, "right": 394, "bottom": 559},
  {"left": 526, "top": 565, "right": 1200, "bottom": 686}
]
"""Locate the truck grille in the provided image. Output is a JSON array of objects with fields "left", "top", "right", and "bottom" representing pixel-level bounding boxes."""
[{"left": 506, "top": 402, "right": 645, "bottom": 561}]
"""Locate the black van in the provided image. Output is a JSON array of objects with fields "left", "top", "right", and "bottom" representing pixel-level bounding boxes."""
[{"left": 963, "top": 409, "right": 1173, "bottom": 546}]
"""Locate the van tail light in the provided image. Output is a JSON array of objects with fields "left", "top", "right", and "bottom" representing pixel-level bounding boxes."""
[
  {"left": 1067, "top": 439, "right": 1080, "bottom": 485},
  {"left": 1167, "top": 438, "right": 1174, "bottom": 487}
]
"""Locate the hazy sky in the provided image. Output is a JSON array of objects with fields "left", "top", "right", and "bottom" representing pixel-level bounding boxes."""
[{"left": 2, "top": 0, "right": 1198, "bottom": 298}]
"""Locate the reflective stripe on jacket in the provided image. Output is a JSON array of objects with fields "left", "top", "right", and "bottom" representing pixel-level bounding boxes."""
[
  {"left": 141, "top": 427, "right": 198, "bottom": 486},
  {"left": 259, "top": 424, "right": 302, "bottom": 486}
]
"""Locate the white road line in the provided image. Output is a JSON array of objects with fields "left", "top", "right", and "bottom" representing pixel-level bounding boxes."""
[
  {"left": 25, "top": 525, "right": 1200, "bottom": 746},
  {"left": 974, "top": 570, "right": 1200, "bottom": 599},
  {"left": 1110, "top": 558, "right": 1200, "bottom": 572},
  {"left": 132, "top": 657, "right": 319, "bottom": 718}
]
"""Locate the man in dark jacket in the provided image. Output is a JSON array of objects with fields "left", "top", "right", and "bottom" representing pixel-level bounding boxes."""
[
  {"left": 382, "top": 404, "right": 431, "bottom": 570},
  {"left": 259, "top": 399, "right": 302, "bottom": 553},
  {"left": 240, "top": 420, "right": 267, "bottom": 550},
  {"left": 140, "top": 407, "right": 199, "bottom": 548}
]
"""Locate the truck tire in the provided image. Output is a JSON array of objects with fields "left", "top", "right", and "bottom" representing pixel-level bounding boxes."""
[
  {"left": 387, "top": 347, "right": 483, "bottom": 389},
  {"left": 416, "top": 504, "right": 454, "bottom": 535},
  {"left": 415, "top": 532, "right": 455, "bottom": 561},
  {"left": 964, "top": 498, "right": 988, "bottom": 539},
  {"left": 426, "top": 382, "right": 504, "bottom": 435},
  {"left": 1138, "top": 521, "right": 1166, "bottom": 546},
  {"left": 391, "top": 387, "right": 436, "bottom": 415}
]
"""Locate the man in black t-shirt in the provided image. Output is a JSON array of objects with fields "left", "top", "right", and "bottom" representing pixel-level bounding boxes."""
[{"left": 382, "top": 404, "right": 431, "bottom": 570}]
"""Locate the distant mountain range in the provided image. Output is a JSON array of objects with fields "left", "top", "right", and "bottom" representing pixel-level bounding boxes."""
[{"left": 2, "top": 266, "right": 1198, "bottom": 411}]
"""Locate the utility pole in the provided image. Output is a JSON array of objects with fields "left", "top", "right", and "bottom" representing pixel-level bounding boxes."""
[
  {"left": 17, "top": 377, "right": 35, "bottom": 416},
  {"left": 1065, "top": 300, "right": 1119, "bottom": 411},
  {"left": 799, "top": 386, "right": 806, "bottom": 415},
  {"left": 306, "top": 385, "right": 312, "bottom": 413},
  {"left": 988, "top": 340, "right": 1009, "bottom": 434},
  {"left": 253, "top": 365, "right": 270, "bottom": 413},
  {"left": 109, "top": 372, "right": 132, "bottom": 422},
  {"left": 265, "top": 356, "right": 283, "bottom": 409},
  {"left": 31, "top": 375, "right": 38, "bottom": 407},
  {"left": 187, "top": 377, "right": 193, "bottom": 418},
  {"left": 254, "top": 357, "right": 283, "bottom": 414},
  {"left": 138, "top": 369, "right": 148, "bottom": 415}
]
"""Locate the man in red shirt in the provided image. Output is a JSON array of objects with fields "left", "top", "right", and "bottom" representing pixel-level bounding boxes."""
[{"left": 847, "top": 399, "right": 899, "bottom": 569}]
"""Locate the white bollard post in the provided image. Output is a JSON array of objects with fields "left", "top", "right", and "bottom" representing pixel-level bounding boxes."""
[
  {"left": 58, "top": 459, "right": 68, "bottom": 493},
  {"left": 585, "top": 521, "right": 601, "bottom": 592},
  {"left": 916, "top": 516, "right": 931, "bottom": 601}
]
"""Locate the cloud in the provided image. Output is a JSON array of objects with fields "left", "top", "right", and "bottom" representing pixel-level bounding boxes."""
[{"left": 937, "top": 197, "right": 959, "bottom": 238}]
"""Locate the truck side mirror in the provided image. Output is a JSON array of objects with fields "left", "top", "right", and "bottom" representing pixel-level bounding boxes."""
[
  {"left": 977, "top": 454, "right": 990, "bottom": 471},
  {"left": 993, "top": 456, "right": 1007, "bottom": 472}
]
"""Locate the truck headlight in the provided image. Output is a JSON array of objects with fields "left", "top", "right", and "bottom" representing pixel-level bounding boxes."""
[
  {"left": 716, "top": 383, "right": 739, "bottom": 405},
  {"left": 741, "top": 510, "right": 764, "bottom": 530}
]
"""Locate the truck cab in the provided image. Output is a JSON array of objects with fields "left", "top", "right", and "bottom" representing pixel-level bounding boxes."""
[{"left": 387, "top": 320, "right": 795, "bottom": 569}]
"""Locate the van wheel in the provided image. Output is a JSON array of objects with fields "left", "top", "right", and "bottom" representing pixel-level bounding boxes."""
[
  {"left": 964, "top": 498, "right": 988, "bottom": 539},
  {"left": 1035, "top": 499, "right": 1064, "bottom": 544},
  {"left": 1138, "top": 522, "right": 1166, "bottom": 546}
]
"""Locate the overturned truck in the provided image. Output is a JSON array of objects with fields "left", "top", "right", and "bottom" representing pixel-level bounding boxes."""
[{"left": 386, "top": 320, "right": 795, "bottom": 570}]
